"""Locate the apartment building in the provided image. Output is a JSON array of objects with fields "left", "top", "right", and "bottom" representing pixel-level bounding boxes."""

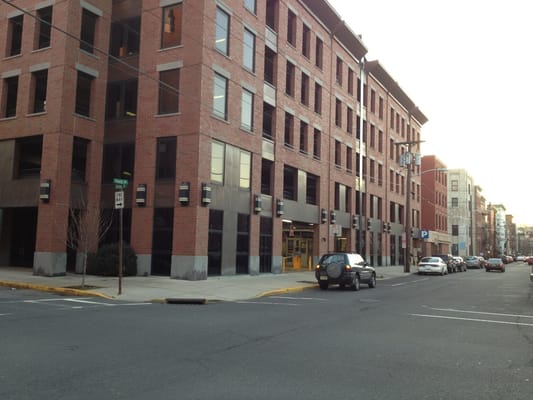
[
  {"left": 0, "top": 0, "right": 427, "bottom": 279},
  {"left": 447, "top": 169, "right": 474, "bottom": 257},
  {"left": 420, "top": 155, "right": 450, "bottom": 256}
]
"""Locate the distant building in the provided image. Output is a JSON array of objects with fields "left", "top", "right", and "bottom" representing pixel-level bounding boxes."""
[{"left": 447, "top": 169, "right": 474, "bottom": 257}]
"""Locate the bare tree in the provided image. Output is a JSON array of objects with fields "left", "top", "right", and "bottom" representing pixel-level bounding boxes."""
[{"left": 66, "top": 200, "right": 114, "bottom": 288}]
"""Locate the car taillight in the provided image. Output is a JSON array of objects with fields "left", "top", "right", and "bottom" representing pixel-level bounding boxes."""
[
  {"left": 315, "top": 264, "right": 320, "bottom": 270},
  {"left": 345, "top": 264, "right": 351, "bottom": 270}
]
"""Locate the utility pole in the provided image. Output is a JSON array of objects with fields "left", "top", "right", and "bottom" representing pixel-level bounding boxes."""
[{"left": 397, "top": 140, "right": 424, "bottom": 273}]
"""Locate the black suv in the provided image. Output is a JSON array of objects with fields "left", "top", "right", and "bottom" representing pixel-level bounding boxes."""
[
  {"left": 315, "top": 252, "right": 376, "bottom": 291},
  {"left": 432, "top": 254, "right": 455, "bottom": 273}
]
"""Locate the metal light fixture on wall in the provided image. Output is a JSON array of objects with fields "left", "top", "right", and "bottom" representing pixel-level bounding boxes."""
[
  {"left": 352, "top": 215, "right": 358, "bottom": 229},
  {"left": 276, "top": 199, "right": 284, "bottom": 217},
  {"left": 40, "top": 179, "right": 51, "bottom": 202},
  {"left": 321, "top": 208, "right": 327, "bottom": 224},
  {"left": 178, "top": 182, "right": 190, "bottom": 205},
  {"left": 135, "top": 184, "right": 147, "bottom": 207},
  {"left": 201, "top": 183, "right": 211, "bottom": 206},
  {"left": 254, "top": 194, "right": 262, "bottom": 213},
  {"left": 330, "top": 210, "right": 336, "bottom": 225}
]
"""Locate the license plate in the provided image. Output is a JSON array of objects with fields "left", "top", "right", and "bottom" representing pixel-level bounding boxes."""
[{"left": 319, "top": 275, "right": 328, "bottom": 280}]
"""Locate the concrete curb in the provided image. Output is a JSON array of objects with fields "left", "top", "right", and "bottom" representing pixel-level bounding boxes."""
[
  {"left": 256, "top": 283, "right": 317, "bottom": 298},
  {"left": 0, "top": 280, "right": 114, "bottom": 300}
]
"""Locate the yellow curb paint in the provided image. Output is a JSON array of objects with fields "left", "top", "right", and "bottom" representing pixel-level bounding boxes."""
[
  {"left": 0, "top": 280, "right": 113, "bottom": 300},
  {"left": 256, "top": 284, "right": 316, "bottom": 298}
]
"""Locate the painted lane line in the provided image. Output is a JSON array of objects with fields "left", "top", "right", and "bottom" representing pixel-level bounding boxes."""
[
  {"left": 427, "top": 307, "right": 533, "bottom": 319},
  {"left": 410, "top": 313, "right": 533, "bottom": 328},
  {"left": 236, "top": 301, "right": 300, "bottom": 306},
  {"left": 390, "top": 278, "right": 428, "bottom": 287},
  {"left": 1, "top": 313, "right": 12, "bottom": 317},
  {"left": 23, "top": 297, "right": 94, "bottom": 303},
  {"left": 270, "top": 296, "right": 328, "bottom": 301},
  {"left": 62, "top": 298, "right": 115, "bottom": 306}
]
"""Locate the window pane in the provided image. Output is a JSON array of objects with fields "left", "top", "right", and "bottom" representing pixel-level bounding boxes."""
[
  {"left": 213, "top": 74, "right": 228, "bottom": 120},
  {"left": 244, "top": 0, "right": 256, "bottom": 13},
  {"left": 161, "top": 4, "right": 182, "bottom": 48},
  {"left": 72, "top": 137, "right": 88, "bottom": 182},
  {"left": 36, "top": 7, "right": 53, "bottom": 49},
  {"left": 80, "top": 9, "right": 97, "bottom": 53},
  {"left": 215, "top": 8, "right": 230, "bottom": 55},
  {"left": 239, "top": 151, "right": 251, "bottom": 189},
  {"left": 32, "top": 70, "right": 48, "bottom": 113},
  {"left": 243, "top": 29, "right": 255, "bottom": 71},
  {"left": 211, "top": 141, "right": 225, "bottom": 184},
  {"left": 156, "top": 137, "right": 177, "bottom": 180},
  {"left": 159, "top": 69, "right": 180, "bottom": 114},
  {"left": 8, "top": 15, "right": 23, "bottom": 56},
  {"left": 75, "top": 72, "right": 93, "bottom": 116},
  {"left": 241, "top": 90, "right": 253, "bottom": 130},
  {"left": 4, "top": 76, "right": 19, "bottom": 118}
]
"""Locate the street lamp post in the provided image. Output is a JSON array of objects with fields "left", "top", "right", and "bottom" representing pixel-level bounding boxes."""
[{"left": 397, "top": 140, "right": 424, "bottom": 273}]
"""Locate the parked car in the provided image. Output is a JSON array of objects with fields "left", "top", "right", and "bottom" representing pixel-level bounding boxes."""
[
  {"left": 315, "top": 252, "right": 376, "bottom": 291},
  {"left": 477, "top": 256, "right": 487, "bottom": 268},
  {"left": 432, "top": 254, "right": 456, "bottom": 273},
  {"left": 465, "top": 256, "right": 482, "bottom": 269},
  {"left": 486, "top": 258, "right": 505, "bottom": 272},
  {"left": 530, "top": 262, "right": 533, "bottom": 282},
  {"left": 417, "top": 257, "right": 448, "bottom": 276},
  {"left": 452, "top": 256, "right": 466, "bottom": 272}
]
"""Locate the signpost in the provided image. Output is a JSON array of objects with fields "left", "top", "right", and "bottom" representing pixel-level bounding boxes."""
[{"left": 114, "top": 178, "right": 128, "bottom": 295}]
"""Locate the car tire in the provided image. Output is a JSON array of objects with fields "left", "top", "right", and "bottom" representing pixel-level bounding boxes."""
[
  {"left": 368, "top": 273, "right": 376, "bottom": 288},
  {"left": 351, "top": 274, "right": 360, "bottom": 291},
  {"left": 319, "top": 281, "right": 328, "bottom": 290},
  {"left": 485, "top": 268, "right": 489, "bottom": 272},
  {"left": 502, "top": 268, "right": 505, "bottom": 273},
  {"left": 440, "top": 269, "right": 445, "bottom": 276}
]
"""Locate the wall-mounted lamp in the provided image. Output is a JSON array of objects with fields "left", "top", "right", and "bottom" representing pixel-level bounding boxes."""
[
  {"left": 352, "top": 215, "right": 359, "bottom": 229},
  {"left": 276, "top": 199, "right": 284, "bottom": 217},
  {"left": 321, "top": 208, "right": 327, "bottom": 224},
  {"left": 178, "top": 182, "right": 190, "bottom": 205},
  {"left": 330, "top": 210, "right": 336, "bottom": 224},
  {"left": 136, "top": 184, "right": 147, "bottom": 207},
  {"left": 367, "top": 217, "right": 372, "bottom": 231},
  {"left": 201, "top": 183, "right": 211, "bottom": 206},
  {"left": 40, "top": 179, "right": 51, "bottom": 202},
  {"left": 254, "top": 194, "right": 262, "bottom": 213}
]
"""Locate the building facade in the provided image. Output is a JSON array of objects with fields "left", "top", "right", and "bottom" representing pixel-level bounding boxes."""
[
  {"left": 447, "top": 169, "right": 474, "bottom": 257},
  {"left": 420, "top": 155, "right": 450, "bottom": 256},
  {"left": 0, "top": 0, "right": 427, "bottom": 278}
]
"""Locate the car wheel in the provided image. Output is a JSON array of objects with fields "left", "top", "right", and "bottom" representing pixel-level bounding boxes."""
[
  {"left": 319, "top": 281, "right": 328, "bottom": 290},
  {"left": 440, "top": 269, "right": 445, "bottom": 276},
  {"left": 502, "top": 268, "right": 505, "bottom": 273},
  {"left": 339, "top": 283, "right": 345, "bottom": 289},
  {"left": 368, "top": 273, "right": 376, "bottom": 288},
  {"left": 351, "top": 274, "right": 360, "bottom": 291},
  {"left": 485, "top": 268, "right": 489, "bottom": 272}
]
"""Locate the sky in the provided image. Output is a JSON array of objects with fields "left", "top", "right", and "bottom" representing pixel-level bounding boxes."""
[{"left": 328, "top": 0, "right": 533, "bottom": 225}]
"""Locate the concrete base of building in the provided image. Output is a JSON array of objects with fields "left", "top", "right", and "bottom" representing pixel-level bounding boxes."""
[
  {"left": 33, "top": 252, "right": 67, "bottom": 276},
  {"left": 136, "top": 254, "right": 151, "bottom": 276},
  {"left": 171, "top": 255, "right": 208, "bottom": 281},
  {"left": 75, "top": 253, "right": 87, "bottom": 274},
  {"left": 249, "top": 255, "right": 260, "bottom": 276},
  {"left": 272, "top": 256, "right": 283, "bottom": 274}
]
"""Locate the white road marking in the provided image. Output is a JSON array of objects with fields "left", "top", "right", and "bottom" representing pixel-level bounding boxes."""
[
  {"left": 62, "top": 298, "right": 115, "bottom": 306},
  {"left": 409, "top": 313, "right": 533, "bottom": 328},
  {"left": 427, "top": 307, "right": 533, "bottom": 319},
  {"left": 390, "top": 278, "right": 428, "bottom": 287},
  {"left": 0, "top": 313, "right": 12, "bottom": 317}
]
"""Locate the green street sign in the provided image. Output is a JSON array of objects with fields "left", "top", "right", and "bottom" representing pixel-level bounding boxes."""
[{"left": 113, "top": 178, "right": 128, "bottom": 185}]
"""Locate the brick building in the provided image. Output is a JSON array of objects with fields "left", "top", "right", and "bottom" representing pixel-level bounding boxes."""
[{"left": 0, "top": 0, "right": 427, "bottom": 279}]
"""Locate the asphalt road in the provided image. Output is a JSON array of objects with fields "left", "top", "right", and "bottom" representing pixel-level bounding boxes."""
[{"left": 1, "top": 263, "right": 532, "bottom": 400}]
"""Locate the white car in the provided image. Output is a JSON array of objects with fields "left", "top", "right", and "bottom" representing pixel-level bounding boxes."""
[{"left": 418, "top": 257, "right": 448, "bottom": 276}]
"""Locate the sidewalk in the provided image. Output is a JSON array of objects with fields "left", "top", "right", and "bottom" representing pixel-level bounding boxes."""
[{"left": 0, "top": 265, "right": 412, "bottom": 303}]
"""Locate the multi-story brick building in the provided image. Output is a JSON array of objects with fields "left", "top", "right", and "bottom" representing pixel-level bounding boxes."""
[
  {"left": 0, "top": 0, "right": 427, "bottom": 279},
  {"left": 420, "top": 155, "right": 450, "bottom": 256}
]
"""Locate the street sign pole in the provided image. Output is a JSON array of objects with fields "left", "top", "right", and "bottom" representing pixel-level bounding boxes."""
[{"left": 114, "top": 188, "right": 125, "bottom": 295}]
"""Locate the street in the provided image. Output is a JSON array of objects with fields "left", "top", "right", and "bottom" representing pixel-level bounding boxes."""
[{"left": 1, "top": 263, "right": 532, "bottom": 400}]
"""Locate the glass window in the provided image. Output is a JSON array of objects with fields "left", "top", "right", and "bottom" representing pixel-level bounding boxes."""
[
  {"left": 35, "top": 7, "right": 53, "bottom": 50},
  {"left": 313, "top": 128, "right": 321, "bottom": 159},
  {"left": 3, "top": 76, "right": 19, "bottom": 118},
  {"left": 243, "top": 28, "right": 255, "bottom": 72},
  {"left": 283, "top": 165, "right": 297, "bottom": 200},
  {"left": 300, "top": 72, "right": 309, "bottom": 106},
  {"left": 158, "top": 69, "right": 180, "bottom": 114},
  {"left": 80, "top": 9, "right": 97, "bottom": 53},
  {"left": 16, "top": 136, "right": 43, "bottom": 178},
  {"left": 285, "top": 61, "right": 295, "bottom": 96},
  {"left": 244, "top": 0, "right": 256, "bottom": 13},
  {"left": 306, "top": 173, "right": 318, "bottom": 205},
  {"left": 215, "top": 7, "right": 230, "bottom": 55},
  {"left": 31, "top": 69, "right": 48, "bottom": 114},
  {"left": 315, "top": 37, "right": 323, "bottom": 69},
  {"left": 261, "top": 159, "right": 272, "bottom": 195},
  {"left": 287, "top": 10, "right": 296, "bottom": 46},
  {"left": 302, "top": 24, "right": 311, "bottom": 58},
  {"left": 239, "top": 151, "right": 251, "bottom": 189},
  {"left": 211, "top": 141, "right": 225, "bottom": 184},
  {"left": 162, "top": 3, "right": 182, "bottom": 48},
  {"left": 101, "top": 143, "right": 135, "bottom": 183},
  {"left": 284, "top": 112, "right": 294, "bottom": 147},
  {"left": 106, "top": 80, "right": 138, "bottom": 119},
  {"left": 7, "top": 15, "right": 23, "bottom": 56},
  {"left": 156, "top": 137, "right": 177, "bottom": 180},
  {"left": 241, "top": 89, "right": 254, "bottom": 131},
  {"left": 213, "top": 73, "right": 228, "bottom": 120},
  {"left": 299, "top": 121, "right": 308, "bottom": 154},
  {"left": 314, "top": 82, "right": 322, "bottom": 114},
  {"left": 75, "top": 71, "right": 93, "bottom": 117}
]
